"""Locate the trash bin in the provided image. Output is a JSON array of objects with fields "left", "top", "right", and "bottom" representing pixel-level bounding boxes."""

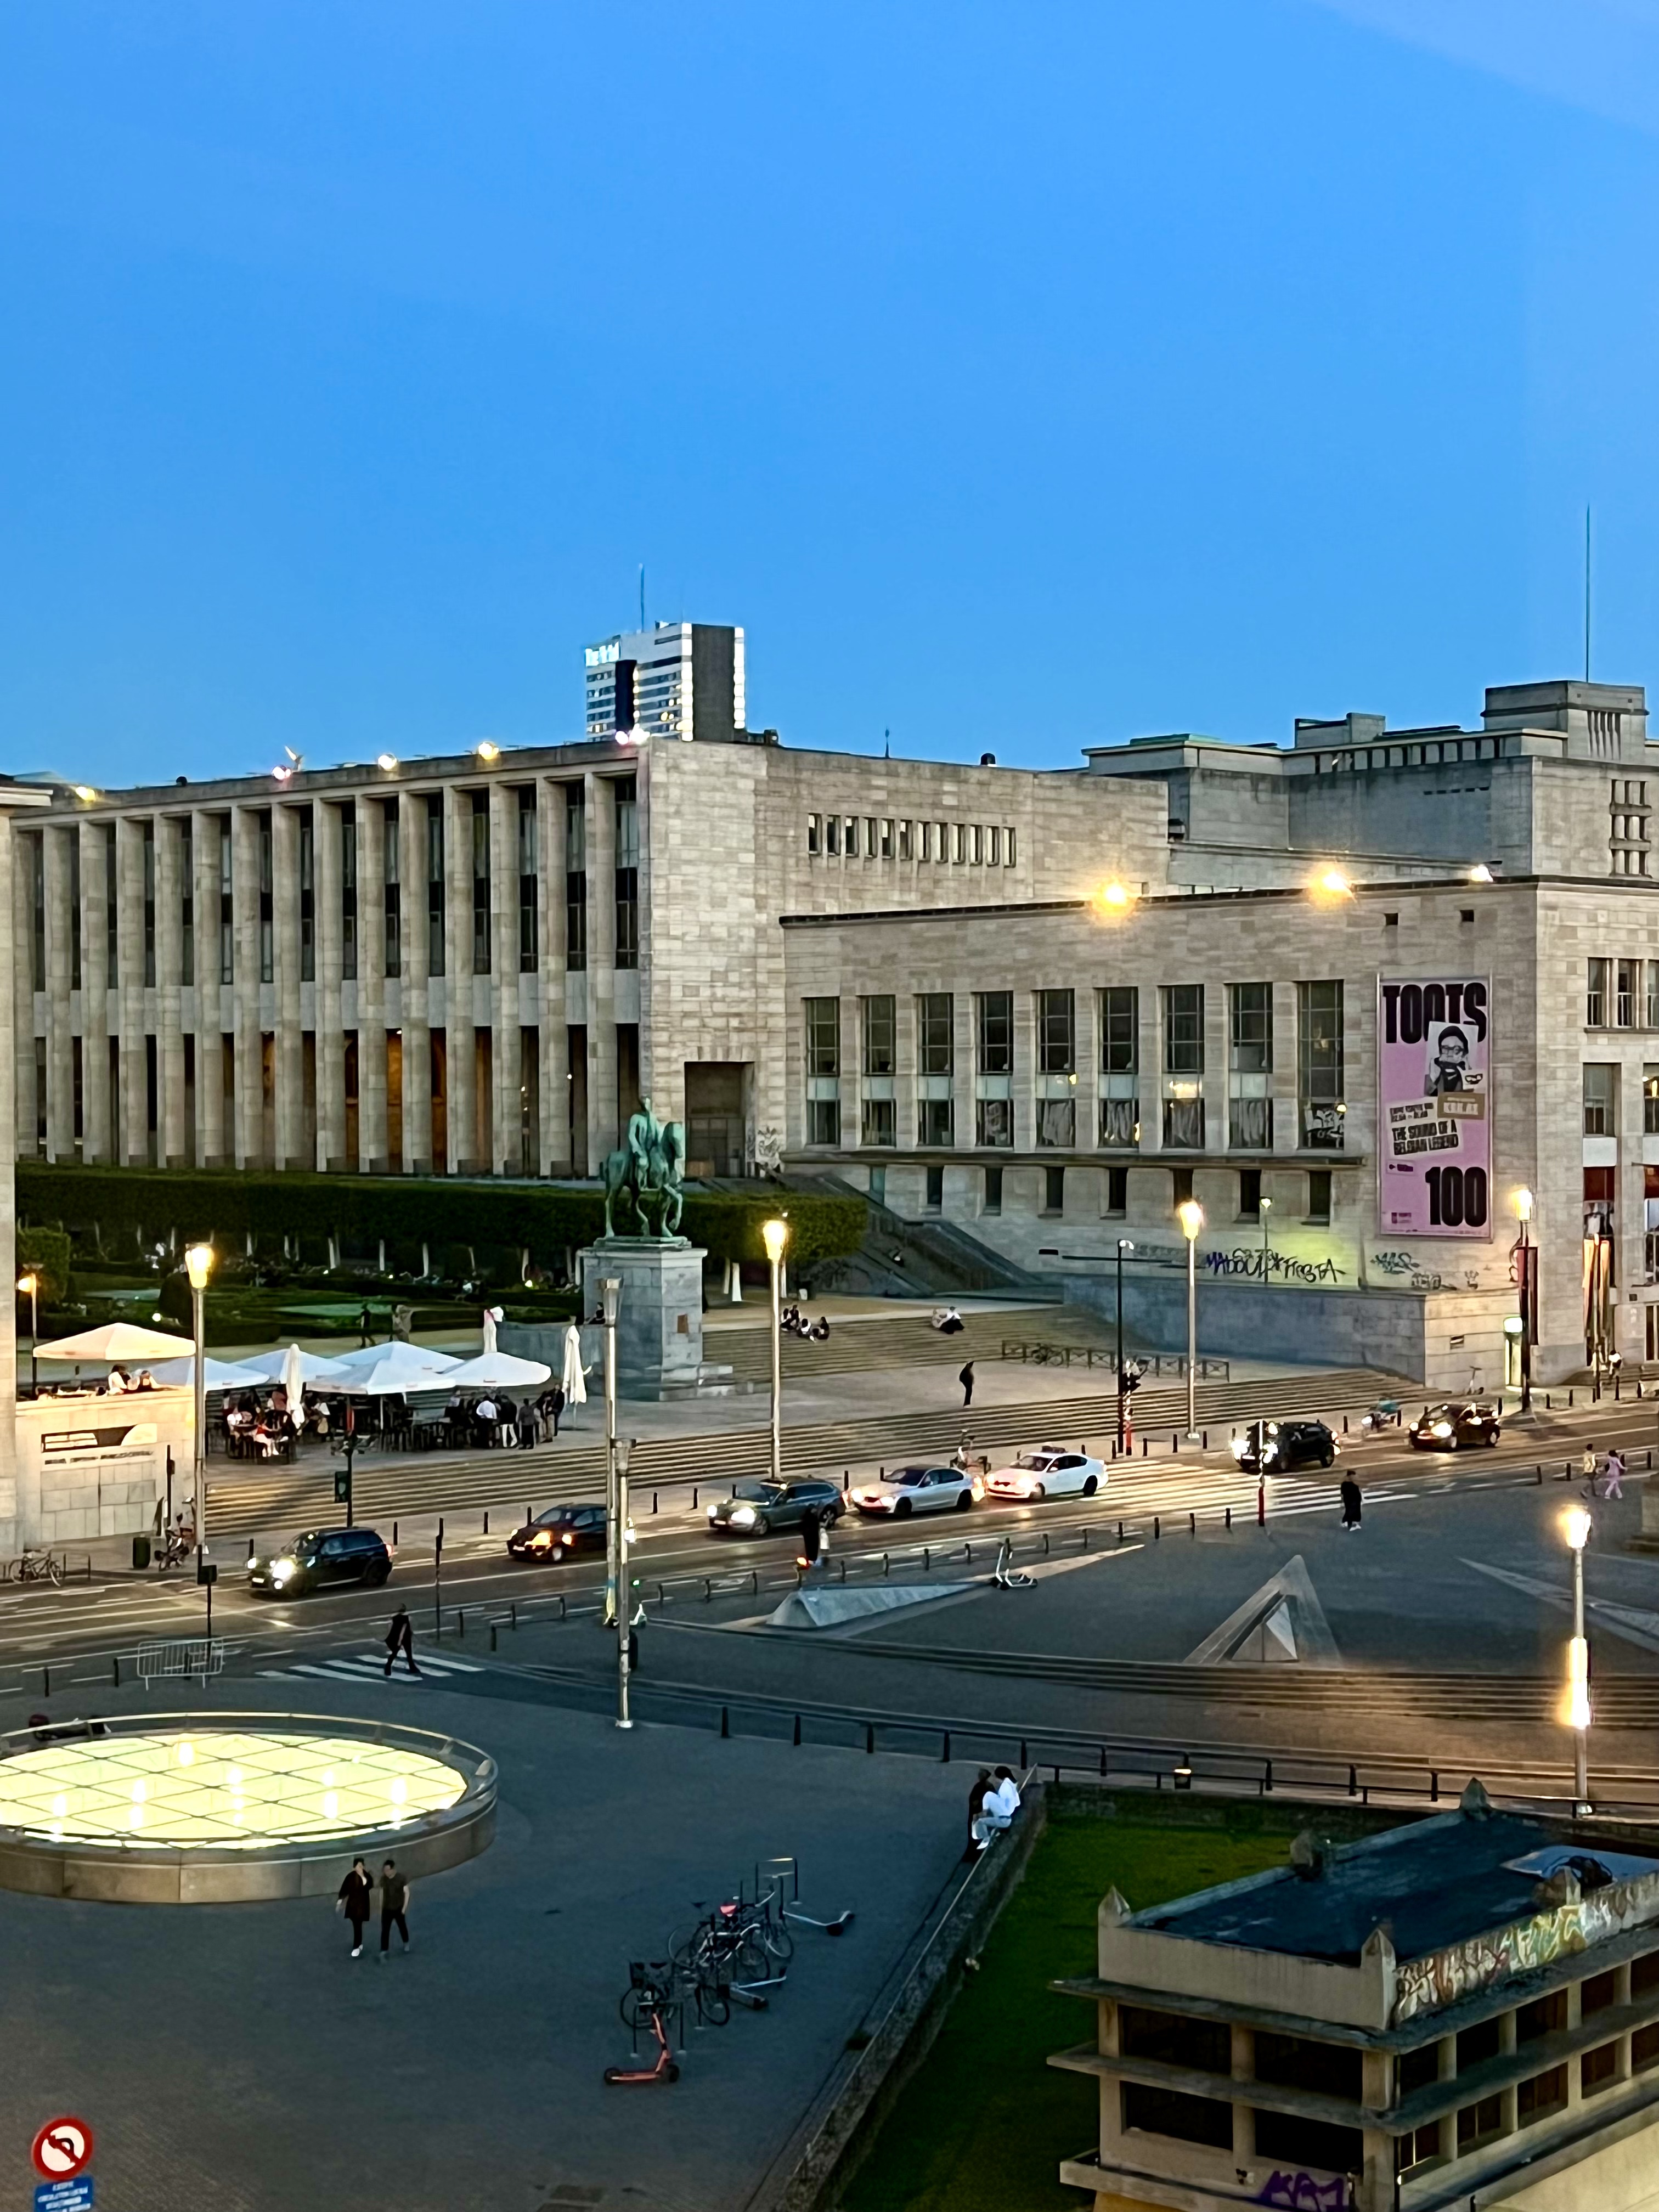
[{"left": 132, "top": 1534, "right": 151, "bottom": 1571}]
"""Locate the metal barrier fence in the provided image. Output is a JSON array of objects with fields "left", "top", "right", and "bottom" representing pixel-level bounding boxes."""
[{"left": 1000, "top": 1343, "right": 1231, "bottom": 1379}]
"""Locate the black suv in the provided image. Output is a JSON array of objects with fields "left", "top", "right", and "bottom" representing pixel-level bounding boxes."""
[
  {"left": 1231, "top": 1419, "right": 1338, "bottom": 1474},
  {"left": 1410, "top": 1401, "right": 1502, "bottom": 1451},
  {"left": 707, "top": 1477, "right": 843, "bottom": 1538},
  {"left": 248, "top": 1526, "right": 392, "bottom": 1598},
  {"left": 507, "top": 1503, "right": 608, "bottom": 1562}
]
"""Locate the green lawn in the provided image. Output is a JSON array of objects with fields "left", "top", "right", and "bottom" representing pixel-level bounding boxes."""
[{"left": 842, "top": 1804, "right": 1294, "bottom": 2212}]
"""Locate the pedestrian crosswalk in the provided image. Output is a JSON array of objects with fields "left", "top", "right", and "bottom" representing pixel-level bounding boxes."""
[{"left": 257, "top": 1648, "right": 487, "bottom": 1686}]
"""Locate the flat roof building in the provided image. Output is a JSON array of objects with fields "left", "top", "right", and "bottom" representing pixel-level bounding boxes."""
[{"left": 1053, "top": 1787, "right": 1659, "bottom": 2211}]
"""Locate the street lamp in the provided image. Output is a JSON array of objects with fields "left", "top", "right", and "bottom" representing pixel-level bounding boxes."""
[
  {"left": 1177, "top": 1199, "right": 1204, "bottom": 1438},
  {"left": 1115, "top": 1239, "right": 1134, "bottom": 1451},
  {"left": 763, "top": 1218, "right": 789, "bottom": 1489},
  {"left": 616, "top": 1433, "right": 634, "bottom": 1731},
  {"left": 601, "top": 1277, "right": 622, "bottom": 1628},
  {"left": 1562, "top": 1503, "right": 1593, "bottom": 1812},
  {"left": 15, "top": 1273, "right": 38, "bottom": 1396},
  {"left": 1514, "top": 1187, "right": 1534, "bottom": 1414},
  {"left": 1259, "top": 1195, "right": 1272, "bottom": 1283},
  {"left": 184, "top": 1243, "right": 215, "bottom": 1551}
]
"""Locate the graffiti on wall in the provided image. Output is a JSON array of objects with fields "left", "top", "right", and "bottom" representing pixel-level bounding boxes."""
[
  {"left": 1255, "top": 2174, "right": 1351, "bottom": 2211},
  {"left": 1203, "top": 1249, "right": 1345, "bottom": 1287},
  {"left": 1369, "top": 1249, "right": 1481, "bottom": 1293},
  {"left": 1392, "top": 1873, "right": 1659, "bottom": 2024}
]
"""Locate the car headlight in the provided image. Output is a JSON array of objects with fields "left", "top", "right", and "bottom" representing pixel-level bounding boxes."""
[
  {"left": 1229, "top": 1438, "right": 1248, "bottom": 1459},
  {"left": 730, "top": 1506, "right": 756, "bottom": 1527},
  {"left": 971, "top": 1477, "right": 985, "bottom": 1499},
  {"left": 270, "top": 1560, "right": 295, "bottom": 1582},
  {"left": 1432, "top": 1422, "right": 1453, "bottom": 1438},
  {"left": 707, "top": 1506, "right": 719, "bottom": 1520}
]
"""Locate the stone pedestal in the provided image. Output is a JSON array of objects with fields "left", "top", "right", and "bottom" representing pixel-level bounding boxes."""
[{"left": 577, "top": 1240, "right": 716, "bottom": 1400}]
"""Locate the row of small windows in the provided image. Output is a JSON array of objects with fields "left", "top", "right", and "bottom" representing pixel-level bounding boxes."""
[
  {"left": 804, "top": 984, "right": 1345, "bottom": 1153},
  {"left": 22, "top": 780, "right": 635, "bottom": 995},
  {"left": 1312, "top": 735, "right": 1499, "bottom": 773},
  {"left": 806, "top": 815, "right": 1017, "bottom": 866},
  {"left": 1585, "top": 960, "right": 1659, "bottom": 1028}
]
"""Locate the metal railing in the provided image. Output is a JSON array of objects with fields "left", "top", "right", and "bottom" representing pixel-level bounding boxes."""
[{"left": 1001, "top": 1342, "right": 1231, "bottom": 1379}]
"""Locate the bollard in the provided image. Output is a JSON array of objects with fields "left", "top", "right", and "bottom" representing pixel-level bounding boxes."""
[
  {"left": 941, "top": 1730, "right": 951, "bottom": 1763},
  {"left": 1535, "top": 1466, "right": 1543, "bottom": 1485},
  {"left": 1430, "top": 1770, "right": 1440, "bottom": 1802},
  {"left": 1257, "top": 1479, "right": 1266, "bottom": 1528},
  {"left": 1118, "top": 1520, "right": 1124, "bottom": 1542},
  {"left": 923, "top": 1547, "right": 930, "bottom": 1571},
  {"left": 1081, "top": 1528, "right": 1088, "bottom": 1551},
  {"left": 721, "top": 1706, "right": 730, "bottom": 1739},
  {"left": 1342, "top": 1415, "right": 1348, "bottom": 1433},
  {"left": 1570, "top": 1389, "right": 1575, "bottom": 1407},
  {"left": 692, "top": 1487, "right": 698, "bottom": 1509},
  {"left": 490, "top": 1622, "right": 498, "bottom": 1651},
  {"left": 1348, "top": 1764, "right": 1358, "bottom": 1797},
  {"left": 1154, "top": 1516, "right": 1160, "bottom": 1541},
  {"left": 1189, "top": 1512, "right": 1196, "bottom": 1536},
  {"left": 793, "top": 1714, "right": 802, "bottom": 1747},
  {"left": 393, "top": 1521, "right": 398, "bottom": 1547},
  {"left": 844, "top": 1469, "right": 850, "bottom": 1493},
  {"left": 42, "top": 1666, "right": 49, "bottom": 1698},
  {"left": 1225, "top": 1505, "right": 1232, "bottom": 1530},
  {"left": 511, "top": 1602, "right": 517, "bottom": 1629},
  {"left": 483, "top": 1511, "right": 489, "bottom": 1535},
  {"left": 458, "top": 1610, "right": 465, "bottom": 1636},
  {"left": 882, "top": 1553, "right": 890, "bottom": 1577},
  {"left": 652, "top": 1492, "right": 658, "bottom": 1514},
  {"left": 111, "top": 1655, "right": 120, "bottom": 1685},
  {"left": 525, "top": 1504, "right": 531, "bottom": 1522},
  {"left": 865, "top": 1722, "right": 876, "bottom": 1753},
  {"left": 1172, "top": 1433, "right": 1178, "bottom": 1454},
  {"left": 247, "top": 1538, "right": 254, "bottom": 1559},
  {"left": 1142, "top": 1436, "right": 1148, "bottom": 1456}
]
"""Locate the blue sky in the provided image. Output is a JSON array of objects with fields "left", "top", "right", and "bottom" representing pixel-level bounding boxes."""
[{"left": 2, "top": 0, "right": 1657, "bottom": 781}]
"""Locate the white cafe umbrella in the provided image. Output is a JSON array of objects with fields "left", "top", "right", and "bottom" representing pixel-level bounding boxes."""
[
  {"left": 148, "top": 1355, "right": 269, "bottom": 1392},
  {"left": 561, "top": 1322, "right": 588, "bottom": 1407},
  {"left": 442, "top": 1350, "right": 551, "bottom": 1390},
  {"left": 328, "top": 1339, "right": 460, "bottom": 1379},
  {"left": 240, "top": 1346, "right": 353, "bottom": 1385},
  {"left": 38, "top": 1322, "right": 196, "bottom": 1365},
  {"left": 329, "top": 1341, "right": 461, "bottom": 1393}
]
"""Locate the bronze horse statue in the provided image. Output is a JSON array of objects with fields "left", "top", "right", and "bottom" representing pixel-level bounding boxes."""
[{"left": 602, "top": 1097, "right": 687, "bottom": 1240}]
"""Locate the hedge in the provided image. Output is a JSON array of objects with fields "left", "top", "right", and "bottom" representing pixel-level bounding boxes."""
[
  {"left": 16, "top": 1164, "right": 866, "bottom": 1272},
  {"left": 16, "top": 1226, "right": 71, "bottom": 1307}
]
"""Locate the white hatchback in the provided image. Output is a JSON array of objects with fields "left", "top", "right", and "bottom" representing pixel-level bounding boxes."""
[
  {"left": 984, "top": 1448, "right": 1107, "bottom": 1503},
  {"left": 850, "top": 1464, "right": 982, "bottom": 1517}
]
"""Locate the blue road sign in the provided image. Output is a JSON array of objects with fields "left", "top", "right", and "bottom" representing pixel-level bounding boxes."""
[{"left": 36, "top": 2180, "right": 94, "bottom": 2212}]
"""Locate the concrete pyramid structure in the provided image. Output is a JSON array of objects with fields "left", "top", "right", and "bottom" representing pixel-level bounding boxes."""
[{"left": 1183, "top": 1555, "right": 1340, "bottom": 1667}]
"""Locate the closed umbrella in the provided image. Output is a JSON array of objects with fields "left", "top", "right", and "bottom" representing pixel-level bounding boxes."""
[
  {"left": 561, "top": 1322, "right": 588, "bottom": 1407},
  {"left": 442, "top": 1350, "right": 551, "bottom": 1390},
  {"left": 280, "top": 1340, "right": 307, "bottom": 1429},
  {"left": 482, "top": 1305, "right": 502, "bottom": 1355}
]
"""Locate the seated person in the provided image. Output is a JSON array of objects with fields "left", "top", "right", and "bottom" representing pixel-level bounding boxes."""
[
  {"left": 135, "top": 1368, "right": 156, "bottom": 1391},
  {"left": 106, "top": 1366, "right": 131, "bottom": 1395}
]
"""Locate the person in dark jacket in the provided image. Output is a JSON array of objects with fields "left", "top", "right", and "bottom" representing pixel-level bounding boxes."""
[
  {"left": 378, "top": 1859, "right": 411, "bottom": 1958},
  {"left": 1339, "top": 1475, "right": 1362, "bottom": 1532},
  {"left": 383, "top": 1604, "right": 420, "bottom": 1677},
  {"left": 797, "top": 1503, "right": 823, "bottom": 1572},
  {"left": 338, "top": 1857, "right": 374, "bottom": 1957},
  {"left": 960, "top": 1361, "right": 975, "bottom": 1407}
]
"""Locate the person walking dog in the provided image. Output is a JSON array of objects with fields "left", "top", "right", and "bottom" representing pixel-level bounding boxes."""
[
  {"left": 378, "top": 1859, "right": 411, "bottom": 1959},
  {"left": 337, "top": 1857, "right": 373, "bottom": 1957},
  {"left": 383, "top": 1604, "right": 420, "bottom": 1678}
]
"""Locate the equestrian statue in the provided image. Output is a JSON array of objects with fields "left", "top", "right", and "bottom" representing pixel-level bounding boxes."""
[{"left": 601, "top": 1095, "right": 688, "bottom": 1240}]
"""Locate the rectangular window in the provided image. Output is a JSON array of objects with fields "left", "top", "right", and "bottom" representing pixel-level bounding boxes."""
[
  {"left": 565, "top": 786, "right": 586, "bottom": 972},
  {"left": 1101, "top": 988, "right": 1138, "bottom": 1074},
  {"left": 1584, "top": 1064, "right": 1617, "bottom": 1136},
  {"left": 977, "top": 1097, "right": 1012, "bottom": 1147},
  {"left": 977, "top": 991, "right": 1013, "bottom": 1074},
  {"left": 1006, "top": 827, "right": 1017, "bottom": 867},
  {"left": 1582, "top": 2041, "right": 1622, "bottom": 2096},
  {"left": 987, "top": 826, "right": 1001, "bottom": 865},
  {"left": 69, "top": 831, "right": 81, "bottom": 991},
  {"left": 861, "top": 1097, "right": 895, "bottom": 1146},
  {"left": 258, "top": 812, "right": 273, "bottom": 983},
  {"left": 1229, "top": 1096, "right": 1272, "bottom": 1148},
  {"left": 1037, "top": 989, "right": 1075, "bottom": 1074},
  {"left": 339, "top": 804, "right": 357, "bottom": 982},
  {"left": 217, "top": 817, "right": 232, "bottom": 985},
  {"left": 1517, "top": 2066, "right": 1568, "bottom": 2125},
  {"left": 936, "top": 821, "right": 949, "bottom": 861},
  {"left": 1037, "top": 1098, "right": 1075, "bottom": 1147},
  {"left": 826, "top": 815, "right": 840, "bottom": 856},
  {"left": 917, "top": 994, "right": 953, "bottom": 1076},
  {"left": 845, "top": 816, "right": 859, "bottom": 857},
  {"left": 879, "top": 819, "right": 893, "bottom": 859},
  {"left": 1308, "top": 1167, "right": 1333, "bottom": 1224},
  {"left": 24, "top": 836, "right": 43, "bottom": 994},
  {"left": 615, "top": 775, "right": 639, "bottom": 970},
  {"left": 382, "top": 800, "right": 401, "bottom": 979},
  {"left": 105, "top": 823, "right": 117, "bottom": 986},
  {"left": 1582, "top": 1970, "right": 1619, "bottom": 2018},
  {"left": 1171, "top": 1164, "right": 1194, "bottom": 1207},
  {"left": 925, "top": 1163, "right": 944, "bottom": 1210},
  {"left": 972, "top": 823, "right": 984, "bottom": 864},
  {"left": 983, "top": 1164, "right": 1002, "bottom": 1214},
  {"left": 805, "top": 998, "right": 840, "bottom": 1077},
  {"left": 142, "top": 821, "right": 156, "bottom": 986},
  {"left": 1121, "top": 2084, "right": 1232, "bottom": 2151},
  {"left": 1516, "top": 1993, "right": 1566, "bottom": 2045},
  {"left": 1254, "top": 2033, "right": 1362, "bottom": 2103},
  {"left": 898, "top": 820, "right": 912, "bottom": 861},
  {"left": 1163, "top": 985, "right": 1204, "bottom": 1074},
  {"left": 471, "top": 791, "right": 491, "bottom": 974},
  {"left": 1588, "top": 958, "right": 1610, "bottom": 1026},
  {"left": 807, "top": 814, "right": 821, "bottom": 855},
  {"left": 919, "top": 1097, "right": 954, "bottom": 1146},
  {"left": 1619, "top": 957, "right": 1640, "bottom": 1028},
  {"left": 951, "top": 822, "right": 966, "bottom": 863},
  {"left": 1119, "top": 2007, "right": 1232, "bottom": 2070},
  {"left": 1252, "top": 2112, "right": 1365, "bottom": 2176},
  {"left": 861, "top": 996, "right": 895, "bottom": 1075},
  {"left": 1455, "top": 2096, "right": 1505, "bottom": 2154},
  {"left": 1164, "top": 1093, "right": 1204, "bottom": 1149},
  {"left": 1100, "top": 1098, "right": 1138, "bottom": 1146},
  {"left": 1229, "top": 982, "right": 1272, "bottom": 1072},
  {"left": 1645, "top": 1070, "right": 1659, "bottom": 1136},
  {"left": 1634, "top": 2022, "right": 1659, "bottom": 2074},
  {"left": 1238, "top": 1167, "right": 1262, "bottom": 1218},
  {"left": 178, "top": 822, "right": 193, "bottom": 986},
  {"left": 1043, "top": 1164, "right": 1065, "bottom": 1212},
  {"left": 864, "top": 816, "right": 876, "bottom": 857},
  {"left": 1298, "top": 980, "right": 1345, "bottom": 1149},
  {"left": 298, "top": 809, "right": 315, "bottom": 983},
  {"left": 808, "top": 1098, "right": 840, "bottom": 1145},
  {"left": 426, "top": 796, "right": 445, "bottom": 978},
  {"left": 1105, "top": 1165, "right": 1128, "bottom": 1214},
  {"left": 517, "top": 789, "right": 538, "bottom": 972}
]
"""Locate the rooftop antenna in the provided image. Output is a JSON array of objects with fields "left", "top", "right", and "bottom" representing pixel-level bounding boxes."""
[
  {"left": 884, "top": 727, "right": 890, "bottom": 759},
  {"left": 639, "top": 565, "right": 646, "bottom": 631},
  {"left": 1584, "top": 506, "right": 1592, "bottom": 682}
]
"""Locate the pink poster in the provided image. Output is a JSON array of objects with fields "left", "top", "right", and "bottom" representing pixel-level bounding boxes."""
[{"left": 1378, "top": 977, "right": 1491, "bottom": 1238}]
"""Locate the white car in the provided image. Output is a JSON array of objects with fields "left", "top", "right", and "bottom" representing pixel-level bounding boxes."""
[
  {"left": 851, "top": 1464, "right": 982, "bottom": 1518},
  {"left": 984, "top": 1448, "right": 1107, "bottom": 1502}
]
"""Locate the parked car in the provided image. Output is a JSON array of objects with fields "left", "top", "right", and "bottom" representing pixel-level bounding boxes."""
[
  {"left": 850, "top": 1464, "right": 980, "bottom": 1517},
  {"left": 248, "top": 1526, "right": 392, "bottom": 1598},
  {"left": 507, "top": 1503, "right": 608, "bottom": 1561},
  {"left": 1229, "top": 1419, "right": 1339, "bottom": 1474},
  {"left": 983, "top": 1448, "right": 1107, "bottom": 1502},
  {"left": 707, "top": 1477, "right": 843, "bottom": 1538},
  {"left": 1409, "top": 1401, "right": 1502, "bottom": 1451}
]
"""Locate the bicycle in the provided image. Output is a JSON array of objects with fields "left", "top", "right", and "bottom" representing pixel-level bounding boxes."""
[
  {"left": 5, "top": 1550, "right": 64, "bottom": 1588},
  {"left": 670, "top": 1897, "right": 780, "bottom": 2004}
]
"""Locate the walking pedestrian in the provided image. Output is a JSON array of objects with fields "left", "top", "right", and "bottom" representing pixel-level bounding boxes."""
[
  {"left": 337, "top": 1856, "right": 373, "bottom": 1957},
  {"left": 960, "top": 1361, "right": 975, "bottom": 1408},
  {"left": 550, "top": 1382, "right": 566, "bottom": 1438},
  {"left": 1580, "top": 1446, "right": 1599, "bottom": 1491},
  {"left": 358, "top": 1303, "right": 372, "bottom": 1347},
  {"left": 1339, "top": 1475, "right": 1362, "bottom": 1532},
  {"left": 377, "top": 1859, "right": 411, "bottom": 1959},
  {"left": 383, "top": 1604, "right": 421, "bottom": 1678},
  {"left": 1604, "top": 1448, "right": 1626, "bottom": 1500},
  {"left": 797, "top": 1502, "right": 823, "bottom": 1573}
]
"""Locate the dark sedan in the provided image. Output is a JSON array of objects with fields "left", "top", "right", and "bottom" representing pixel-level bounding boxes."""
[
  {"left": 507, "top": 1503, "right": 608, "bottom": 1561},
  {"left": 1410, "top": 1401, "right": 1502, "bottom": 1451},
  {"left": 1230, "top": 1419, "right": 1338, "bottom": 1474},
  {"left": 248, "top": 1526, "right": 392, "bottom": 1597},
  {"left": 707, "top": 1477, "right": 843, "bottom": 1538}
]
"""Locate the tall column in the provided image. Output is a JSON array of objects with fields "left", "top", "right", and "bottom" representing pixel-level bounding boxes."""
[
  {"left": 12, "top": 830, "right": 35, "bottom": 1160},
  {"left": 233, "top": 807, "right": 263, "bottom": 1166},
  {"left": 400, "top": 797, "right": 432, "bottom": 1173},
  {"left": 443, "top": 785, "right": 475, "bottom": 1175},
  {"left": 115, "top": 817, "right": 146, "bottom": 1164},
  {"left": 314, "top": 799, "right": 345, "bottom": 1170},
  {"left": 43, "top": 826, "right": 74, "bottom": 1160},
  {"left": 192, "top": 810, "right": 225, "bottom": 1168},
  {"left": 584, "top": 771, "right": 617, "bottom": 1172},
  {"left": 539, "top": 778, "right": 569, "bottom": 1175},
  {"left": 358, "top": 793, "right": 388, "bottom": 1170},
  {"left": 0, "top": 810, "right": 23, "bottom": 1533},
  {"left": 489, "top": 783, "right": 518, "bottom": 1174},
  {"left": 156, "top": 816, "right": 187, "bottom": 1166},
  {"left": 272, "top": 806, "right": 303, "bottom": 1169},
  {"left": 80, "top": 823, "right": 111, "bottom": 1164}
]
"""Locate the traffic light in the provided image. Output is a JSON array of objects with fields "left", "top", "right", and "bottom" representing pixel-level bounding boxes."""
[{"left": 334, "top": 1469, "right": 352, "bottom": 1504}]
